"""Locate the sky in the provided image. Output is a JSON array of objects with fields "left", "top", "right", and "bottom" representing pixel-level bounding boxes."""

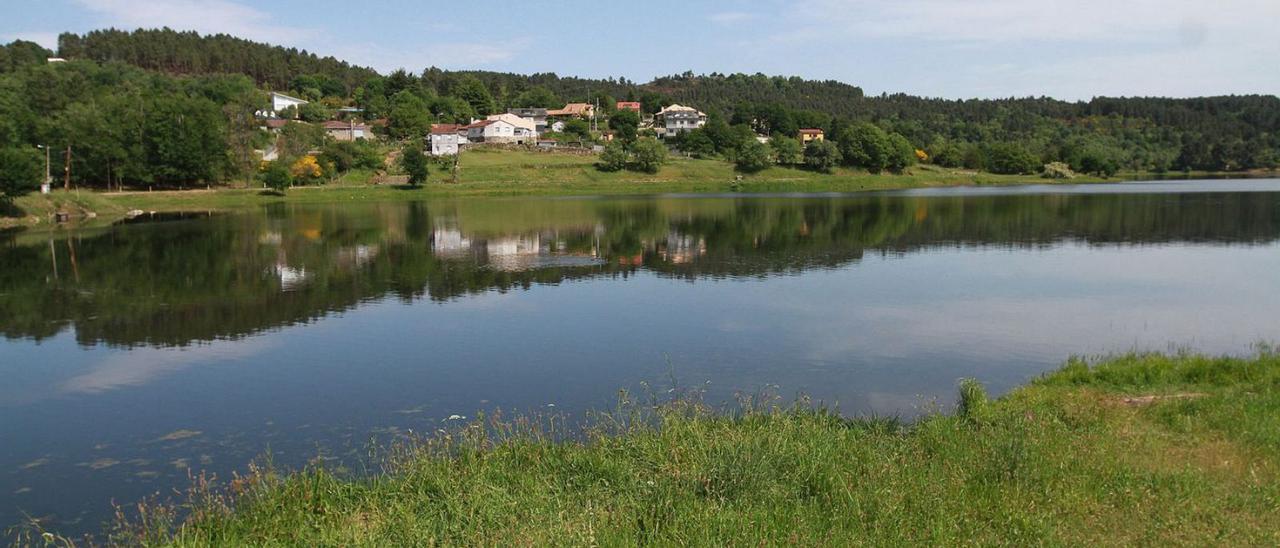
[{"left": 2, "top": 0, "right": 1277, "bottom": 101}]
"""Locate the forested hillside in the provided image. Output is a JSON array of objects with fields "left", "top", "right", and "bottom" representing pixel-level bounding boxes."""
[{"left": 1, "top": 28, "right": 1278, "bottom": 198}]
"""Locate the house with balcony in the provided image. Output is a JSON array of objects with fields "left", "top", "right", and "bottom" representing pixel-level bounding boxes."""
[{"left": 654, "top": 104, "right": 707, "bottom": 138}]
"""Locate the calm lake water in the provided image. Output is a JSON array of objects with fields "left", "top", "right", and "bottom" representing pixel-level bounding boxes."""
[{"left": 3, "top": 179, "right": 1280, "bottom": 534}]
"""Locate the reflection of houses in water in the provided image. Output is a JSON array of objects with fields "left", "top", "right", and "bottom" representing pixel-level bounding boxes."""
[
  {"left": 334, "top": 244, "right": 379, "bottom": 269},
  {"left": 659, "top": 231, "right": 707, "bottom": 264},
  {"left": 431, "top": 226, "right": 605, "bottom": 271},
  {"left": 275, "top": 264, "right": 309, "bottom": 291}
]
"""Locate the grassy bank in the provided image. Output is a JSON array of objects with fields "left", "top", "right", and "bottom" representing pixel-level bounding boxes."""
[
  {"left": 7, "top": 150, "right": 1252, "bottom": 230},
  {"left": 71, "top": 351, "right": 1279, "bottom": 546}
]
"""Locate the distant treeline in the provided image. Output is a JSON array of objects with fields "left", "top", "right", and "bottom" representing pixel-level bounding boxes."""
[{"left": 1, "top": 28, "right": 1278, "bottom": 195}]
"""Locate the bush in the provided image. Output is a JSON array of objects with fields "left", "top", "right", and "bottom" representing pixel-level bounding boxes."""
[
  {"left": 834, "top": 122, "right": 892, "bottom": 173},
  {"left": 598, "top": 142, "right": 628, "bottom": 172},
  {"left": 289, "top": 155, "right": 325, "bottom": 184},
  {"left": 0, "top": 147, "right": 43, "bottom": 202},
  {"left": 770, "top": 137, "right": 803, "bottom": 165},
  {"left": 1041, "top": 162, "right": 1076, "bottom": 179},
  {"left": 261, "top": 161, "right": 292, "bottom": 194},
  {"left": 734, "top": 140, "right": 774, "bottom": 173},
  {"left": 803, "top": 140, "right": 842, "bottom": 173},
  {"left": 399, "top": 140, "right": 429, "bottom": 186},
  {"left": 983, "top": 143, "right": 1040, "bottom": 175},
  {"left": 630, "top": 138, "right": 668, "bottom": 173},
  {"left": 885, "top": 132, "right": 916, "bottom": 173}
]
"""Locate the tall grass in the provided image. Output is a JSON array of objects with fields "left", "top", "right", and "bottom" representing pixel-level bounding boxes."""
[{"left": 23, "top": 351, "right": 1280, "bottom": 546}]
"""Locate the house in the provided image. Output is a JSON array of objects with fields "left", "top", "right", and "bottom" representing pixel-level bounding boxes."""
[
  {"left": 507, "top": 108, "right": 548, "bottom": 133},
  {"left": 616, "top": 101, "right": 641, "bottom": 112},
  {"left": 654, "top": 104, "right": 707, "bottom": 137},
  {"left": 260, "top": 119, "right": 289, "bottom": 132},
  {"left": 463, "top": 118, "right": 534, "bottom": 144},
  {"left": 429, "top": 124, "right": 464, "bottom": 156},
  {"left": 321, "top": 120, "right": 369, "bottom": 141},
  {"left": 271, "top": 92, "right": 309, "bottom": 116},
  {"left": 547, "top": 103, "right": 595, "bottom": 119},
  {"left": 799, "top": 128, "right": 825, "bottom": 143},
  {"left": 487, "top": 112, "right": 539, "bottom": 137}
]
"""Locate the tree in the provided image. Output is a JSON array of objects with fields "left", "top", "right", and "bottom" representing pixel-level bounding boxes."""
[
  {"left": 0, "top": 147, "right": 42, "bottom": 202},
  {"left": 388, "top": 91, "right": 431, "bottom": 140},
  {"left": 983, "top": 142, "right": 1040, "bottom": 175},
  {"left": 512, "top": 86, "right": 559, "bottom": 108},
  {"left": 562, "top": 119, "right": 591, "bottom": 141},
  {"left": 835, "top": 122, "right": 892, "bottom": 173},
  {"left": 770, "top": 137, "right": 803, "bottom": 165},
  {"left": 608, "top": 109, "right": 640, "bottom": 144},
  {"left": 678, "top": 129, "right": 716, "bottom": 158},
  {"left": 630, "top": 138, "right": 668, "bottom": 173},
  {"left": 734, "top": 140, "right": 773, "bottom": 173},
  {"left": 885, "top": 132, "right": 916, "bottom": 173},
  {"left": 804, "top": 140, "right": 842, "bottom": 173},
  {"left": 297, "top": 102, "right": 332, "bottom": 123},
  {"left": 598, "top": 141, "right": 627, "bottom": 172},
  {"left": 261, "top": 161, "right": 291, "bottom": 194},
  {"left": 290, "top": 155, "right": 324, "bottom": 184},
  {"left": 453, "top": 76, "right": 495, "bottom": 116},
  {"left": 399, "top": 139, "right": 429, "bottom": 186}
]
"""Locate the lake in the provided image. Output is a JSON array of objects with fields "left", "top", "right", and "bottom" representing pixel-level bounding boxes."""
[{"left": 3, "top": 179, "right": 1280, "bottom": 535}]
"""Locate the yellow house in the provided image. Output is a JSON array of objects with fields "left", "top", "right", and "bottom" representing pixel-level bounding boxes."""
[{"left": 799, "top": 128, "right": 824, "bottom": 143}]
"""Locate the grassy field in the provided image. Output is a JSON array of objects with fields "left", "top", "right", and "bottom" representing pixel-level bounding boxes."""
[
  {"left": 4, "top": 150, "right": 1180, "bottom": 230},
  {"left": 48, "top": 350, "right": 1278, "bottom": 546}
]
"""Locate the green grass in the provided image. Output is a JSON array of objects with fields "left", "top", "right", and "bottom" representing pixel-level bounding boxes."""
[
  {"left": 54, "top": 350, "right": 1280, "bottom": 546},
  {"left": 8, "top": 149, "right": 1215, "bottom": 230}
]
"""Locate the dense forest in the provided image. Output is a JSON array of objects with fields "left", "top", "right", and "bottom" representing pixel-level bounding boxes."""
[{"left": 1, "top": 28, "right": 1277, "bottom": 197}]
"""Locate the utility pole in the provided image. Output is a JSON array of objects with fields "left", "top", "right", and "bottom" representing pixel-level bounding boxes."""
[{"left": 63, "top": 145, "right": 71, "bottom": 191}]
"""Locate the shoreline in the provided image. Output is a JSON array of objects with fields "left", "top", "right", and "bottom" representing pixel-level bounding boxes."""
[
  {"left": 43, "top": 351, "right": 1279, "bottom": 545},
  {"left": 4, "top": 152, "right": 1274, "bottom": 231}
]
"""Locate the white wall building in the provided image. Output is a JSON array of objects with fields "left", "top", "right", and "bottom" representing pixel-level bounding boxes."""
[
  {"left": 654, "top": 104, "right": 707, "bottom": 138},
  {"left": 464, "top": 118, "right": 534, "bottom": 144},
  {"left": 271, "top": 92, "right": 308, "bottom": 115},
  {"left": 429, "top": 124, "right": 464, "bottom": 156}
]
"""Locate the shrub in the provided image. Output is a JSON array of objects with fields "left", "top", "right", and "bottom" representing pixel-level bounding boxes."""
[
  {"left": 734, "top": 140, "right": 774, "bottom": 173},
  {"left": 770, "top": 137, "right": 803, "bottom": 165},
  {"left": 983, "top": 143, "right": 1040, "bottom": 175},
  {"left": 399, "top": 140, "right": 430, "bottom": 186},
  {"left": 0, "top": 147, "right": 43, "bottom": 202},
  {"left": 803, "top": 140, "right": 842, "bottom": 173},
  {"left": 1041, "top": 162, "right": 1076, "bottom": 179},
  {"left": 630, "top": 138, "right": 668, "bottom": 173},
  {"left": 597, "top": 141, "right": 628, "bottom": 172},
  {"left": 261, "top": 161, "right": 292, "bottom": 194}
]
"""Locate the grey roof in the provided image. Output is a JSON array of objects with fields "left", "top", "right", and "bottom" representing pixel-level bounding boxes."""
[{"left": 508, "top": 108, "right": 548, "bottom": 117}]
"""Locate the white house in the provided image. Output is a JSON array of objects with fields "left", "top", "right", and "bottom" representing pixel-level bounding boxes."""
[
  {"left": 271, "top": 92, "right": 309, "bottom": 115},
  {"left": 486, "top": 112, "right": 538, "bottom": 136},
  {"left": 654, "top": 104, "right": 707, "bottom": 138},
  {"left": 429, "top": 124, "right": 464, "bottom": 156},
  {"left": 507, "top": 108, "right": 549, "bottom": 133},
  {"left": 463, "top": 118, "right": 534, "bottom": 144}
]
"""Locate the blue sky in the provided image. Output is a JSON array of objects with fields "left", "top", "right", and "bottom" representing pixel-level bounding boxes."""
[{"left": 2, "top": 0, "right": 1277, "bottom": 100}]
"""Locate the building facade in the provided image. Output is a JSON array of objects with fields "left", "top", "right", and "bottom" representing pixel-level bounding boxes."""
[{"left": 654, "top": 104, "right": 707, "bottom": 137}]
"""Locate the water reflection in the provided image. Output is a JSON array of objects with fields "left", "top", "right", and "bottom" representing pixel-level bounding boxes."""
[{"left": 4, "top": 187, "right": 1279, "bottom": 349}]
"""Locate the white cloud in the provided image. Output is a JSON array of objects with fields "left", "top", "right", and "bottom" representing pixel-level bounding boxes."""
[
  {"left": 74, "top": 0, "right": 316, "bottom": 45},
  {"left": 62, "top": 338, "right": 274, "bottom": 394}
]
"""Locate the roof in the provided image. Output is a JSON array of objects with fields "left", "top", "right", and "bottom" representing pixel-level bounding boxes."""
[
  {"left": 548, "top": 103, "right": 594, "bottom": 116},
  {"left": 616, "top": 101, "right": 641, "bottom": 109},
  {"left": 799, "top": 128, "right": 824, "bottom": 134},
  {"left": 263, "top": 119, "right": 288, "bottom": 129},
  {"left": 462, "top": 119, "right": 510, "bottom": 129},
  {"left": 508, "top": 107, "right": 548, "bottom": 116},
  {"left": 271, "top": 91, "right": 308, "bottom": 104},
  {"left": 430, "top": 123, "right": 463, "bottom": 134},
  {"left": 321, "top": 120, "right": 368, "bottom": 130}
]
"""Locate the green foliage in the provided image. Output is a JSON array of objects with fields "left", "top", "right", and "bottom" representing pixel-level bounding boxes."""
[
  {"left": 957, "top": 378, "right": 990, "bottom": 423},
  {"left": 296, "top": 101, "right": 332, "bottom": 123},
  {"left": 388, "top": 91, "right": 431, "bottom": 140},
  {"left": 597, "top": 141, "right": 628, "bottom": 172},
  {"left": 983, "top": 142, "right": 1040, "bottom": 175},
  {"left": 452, "top": 76, "right": 496, "bottom": 116},
  {"left": 1041, "top": 161, "right": 1075, "bottom": 179},
  {"left": 770, "top": 137, "right": 803, "bottom": 165},
  {"left": 803, "top": 140, "right": 842, "bottom": 173},
  {"left": 835, "top": 122, "right": 893, "bottom": 173},
  {"left": 0, "top": 147, "right": 43, "bottom": 201},
  {"left": 320, "top": 141, "right": 383, "bottom": 172},
  {"left": 399, "top": 140, "right": 430, "bottom": 186},
  {"left": 0, "top": 40, "right": 52, "bottom": 73},
  {"left": 608, "top": 109, "right": 640, "bottom": 143},
  {"left": 512, "top": 86, "right": 559, "bottom": 109},
  {"left": 630, "top": 138, "right": 668, "bottom": 173},
  {"left": 260, "top": 161, "right": 291, "bottom": 194},
  {"left": 885, "top": 132, "right": 916, "bottom": 173},
  {"left": 675, "top": 129, "right": 716, "bottom": 158},
  {"left": 733, "top": 140, "right": 773, "bottom": 173},
  {"left": 562, "top": 119, "right": 591, "bottom": 141}
]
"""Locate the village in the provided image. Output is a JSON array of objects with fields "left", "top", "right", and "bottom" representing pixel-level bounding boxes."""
[{"left": 260, "top": 90, "right": 825, "bottom": 159}]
